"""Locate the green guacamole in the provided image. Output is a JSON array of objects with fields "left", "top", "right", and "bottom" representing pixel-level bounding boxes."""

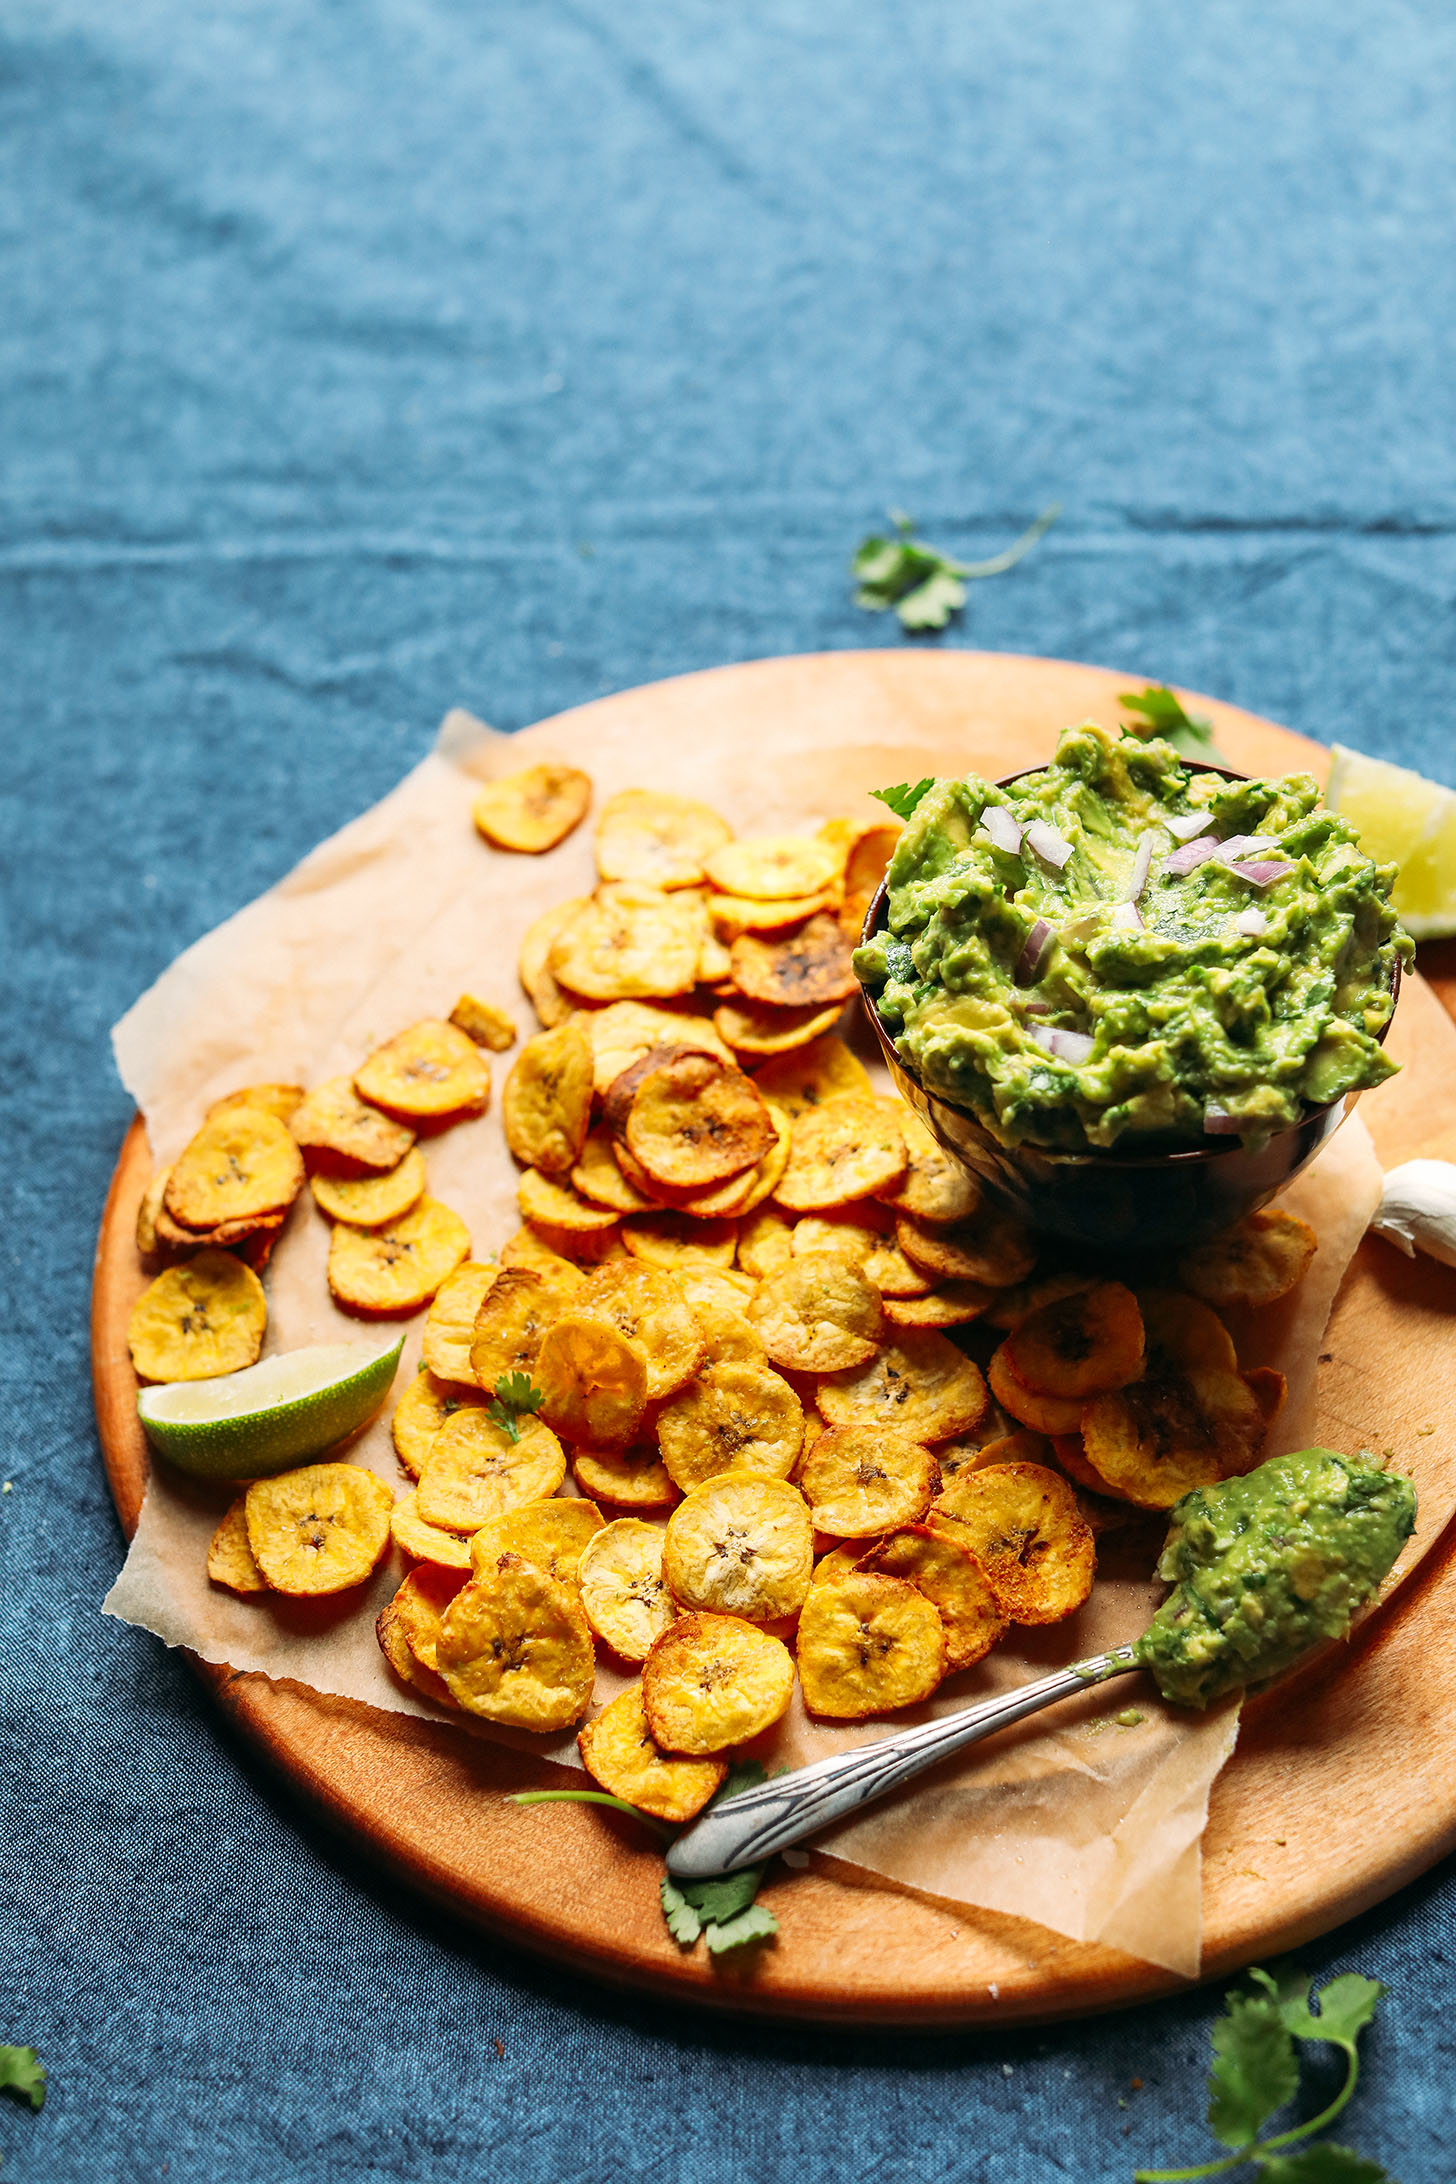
[
  {"left": 1134, "top": 1448, "right": 1416, "bottom": 1710},
  {"left": 854, "top": 721, "right": 1412, "bottom": 1151}
]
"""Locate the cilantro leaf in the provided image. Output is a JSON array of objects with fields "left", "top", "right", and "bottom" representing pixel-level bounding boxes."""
[
  {"left": 676, "top": 1864, "right": 767, "bottom": 1928},
  {"left": 0, "top": 2046, "right": 45, "bottom": 2111},
  {"left": 1262, "top": 1973, "right": 1385, "bottom": 2054},
  {"left": 1119, "top": 684, "right": 1224, "bottom": 762},
  {"left": 870, "top": 778, "right": 935, "bottom": 821},
  {"left": 703, "top": 1900, "right": 780, "bottom": 1955},
  {"left": 660, "top": 1878, "right": 703, "bottom": 1948},
  {"left": 1255, "top": 2148, "right": 1393, "bottom": 2183},
  {"left": 486, "top": 1369, "right": 545, "bottom": 1445},
  {"left": 1207, "top": 1988, "right": 1300, "bottom": 2150},
  {"left": 852, "top": 505, "right": 1059, "bottom": 634},
  {"left": 896, "top": 566, "right": 967, "bottom": 632}
]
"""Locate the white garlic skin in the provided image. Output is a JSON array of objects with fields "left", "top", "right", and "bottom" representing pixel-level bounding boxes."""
[{"left": 1371, "top": 1160, "right": 1456, "bottom": 1269}]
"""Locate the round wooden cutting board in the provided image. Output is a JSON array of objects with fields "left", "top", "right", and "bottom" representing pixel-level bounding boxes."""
[{"left": 92, "top": 651, "right": 1456, "bottom": 2026}]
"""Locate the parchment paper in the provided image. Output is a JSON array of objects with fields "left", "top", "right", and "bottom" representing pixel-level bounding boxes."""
[{"left": 101, "top": 707, "right": 1403, "bottom": 1976}]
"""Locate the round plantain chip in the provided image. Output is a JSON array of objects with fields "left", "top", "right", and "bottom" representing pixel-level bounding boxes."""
[
  {"left": 928, "top": 1462, "right": 1095, "bottom": 1626},
  {"left": 519, "top": 896, "right": 592, "bottom": 1028},
  {"left": 288, "top": 1076, "right": 416, "bottom": 1174},
  {"left": 797, "top": 1425, "right": 940, "bottom": 1538},
  {"left": 207, "top": 1496, "right": 268, "bottom": 1594},
  {"left": 378, "top": 1563, "right": 465, "bottom": 1699},
  {"left": 874, "top": 1111, "right": 982, "bottom": 1226},
  {"left": 417, "top": 1412, "right": 567, "bottom": 1531},
  {"left": 883, "top": 1283, "right": 992, "bottom": 1331},
  {"left": 749, "top": 1032, "right": 873, "bottom": 1117},
  {"left": 577, "top": 1517, "right": 678, "bottom": 1661},
  {"left": 572, "top": 1128, "right": 657, "bottom": 1214},
  {"left": 311, "top": 1146, "right": 428, "bottom": 1229},
  {"left": 574, "top": 1261, "right": 706, "bottom": 1402},
  {"left": 642, "top": 1611, "right": 796, "bottom": 1753},
  {"left": 499, "top": 1225, "right": 592, "bottom": 1280},
  {"left": 623, "top": 1052, "right": 775, "bottom": 1191},
  {"left": 448, "top": 992, "right": 517, "bottom": 1052},
  {"left": 595, "top": 788, "right": 733, "bottom": 891},
  {"left": 469, "top": 1496, "right": 604, "bottom": 1593},
  {"left": 663, "top": 1475, "right": 813, "bottom": 1623},
  {"left": 244, "top": 1462, "right": 394, "bottom": 1596},
  {"left": 151, "top": 1200, "right": 285, "bottom": 1256},
  {"left": 737, "top": 1207, "right": 795, "bottom": 1280},
  {"left": 517, "top": 1167, "right": 620, "bottom": 1235},
  {"left": 354, "top": 1019, "right": 490, "bottom": 1122},
  {"left": 1081, "top": 1367, "right": 1265, "bottom": 1509},
  {"left": 709, "top": 890, "right": 835, "bottom": 940},
  {"left": 420, "top": 1261, "right": 499, "bottom": 1385},
  {"left": 657, "top": 1360, "right": 804, "bottom": 1492},
  {"left": 536, "top": 1315, "right": 647, "bottom": 1448},
  {"left": 776, "top": 1097, "right": 907, "bottom": 1212},
  {"left": 550, "top": 884, "right": 702, "bottom": 1002},
  {"left": 206, "top": 1082, "right": 307, "bottom": 1126},
  {"left": 437, "top": 1554, "right": 596, "bottom": 1730},
  {"left": 377, "top": 1592, "right": 457, "bottom": 1708},
  {"left": 391, "top": 1367, "right": 489, "bottom": 1480},
  {"left": 688, "top": 1289, "right": 768, "bottom": 1371},
  {"left": 1004, "top": 1280, "right": 1145, "bottom": 1399},
  {"left": 572, "top": 1441, "right": 679, "bottom": 1510},
  {"left": 327, "top": 1197, "right": 470, "bottom": 1316},
  {"left": 817, "top": 1330, "right": 989, "bottom": 1444},
  {"left": 578, "top": 1685, "right": 725, "bottom": 1823},
  {"left": 791, "top": 1205, "right": 893, "bottom": 1261},
  {"left": 164, "top": 1108, "right": 305, "bottom": 1233},
  {"left": 895, "top": 1207, "right": 1036, "bottom": 1289},
  {"left": 582, "top": 1000, "right": 732, "bottom": 1098},
  {"left": 1045, "top": 1434, "right": 1133, "bottom": 1530},
  {"left": 621, "top": 1212, "right": 739, "bottom": 1271},
  {"left": 503, "top": 1021, "right": 594, "bottom": 1176},
  {"left": 1177, "top": 1207, "right": 1318, "bottom": 1310},
  {"left": 818, "top": 815, "right": 902, "bottom": 898},
  {"left": 862, "top": 1240, "right": 937, "bottom": 1299},
  {"left": 712, "top": 997, "right": 847, "bottom": 1058},
  {"left": 127, "top": 1250, "right": 267, "bottom": 1383},
  {"left": 390, "top": 1489, "right": 475, "bottom": 1570},
  {"left": 729, "top": 915, "right": 859, "bottom": 1011},
  {"left": 856, "top": 1525, "right": 1007, "bottom": 1674},
  {"left": 796, "top": 1570, "right": 945, "bottom": 1719},
  {"left": 472, "top": 760, "right": 592, "bottom": 853},
  {"left": 749, "top": 1257, "right": 884, "bottom": 1373},
  {"left": 1138, "top": 1288, "right": 1238, "bottom": 1375},
  {"left": 703, "top": 833, "right": 841, "bottom": 901},
  {"left": 986, "top": 1342, "right": 1084, "bottom": 1435}
]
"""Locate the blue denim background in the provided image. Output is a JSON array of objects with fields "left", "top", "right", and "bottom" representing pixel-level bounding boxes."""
[{"left": 3, "top": 3, "right": 1456, "bottom": 2177}]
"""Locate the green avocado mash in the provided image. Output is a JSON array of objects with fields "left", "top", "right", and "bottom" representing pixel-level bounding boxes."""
[
  {"left": 1134, "top": 1447, "right": 1416, "bottom": 1710},
  {"left": 854, "top": 721, "right": 1412, "bottom": 1150}
]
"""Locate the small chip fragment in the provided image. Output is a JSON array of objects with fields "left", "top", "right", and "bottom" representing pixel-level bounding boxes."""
[
  {"left": 127, "top": 1250, "right": 268, "bottom": 1383},
  {"left": 574, "top": 1261, "right": 706, "bottom": 1401},
  {"left": 729, "top": 915, "right": 860, "bottom": 1010},
  {"left": 796, "top": 1570, "right": 945, "bottom": 1718},
  {"left": 1005, "top": 1281, "right": 1145, "bottom": 1399},
  {"left": 207, "top": 1496, "right": 268, "bottom": 1594},
  {"left": 327, "top": 1197, "right": 470, "bottom": 1316},
  {"left": 503, "top": 1021, "right": 595, "bottom": 1175},
  {"left": 449, "top": 993, "right": 518, "bottom": 1052},
  {"left": 797, "top": 1424, "right": 940, "bottom": 1537},
  {"left": 355, "top": 1019, "right": 491, "bottom": 1121},
  {"left": 289, "top": 1077, "right": 416, "bottom": 1173},
  {"left": 417, "top": 1413, "right": 567, "bottom": 1530},
  {"left": 1081, "top": 1368, "right": 1265, "bottom": 1508},
  {"left": 875, "top": 1111, "right": 982, "bottom": 1226},
  {"left": 895, "top": 1207, "right": 1036, "bottom": 1288},
  {"left": 625, "top": 1052, "right": 776, "bottom": 1190},
  {"left": 437, "top": 1555, "right": 596, "bottom": 1730},
  {"left": 536, "top": 1316, "right": 647, "bottom": 1447},
  {"left": 390, "top": 1490, "right": 475, "bottom": 1570},
  {"left": 642, "top": 1612, "right": 796, "bottom": 1753},
  {"left": 469, "top": 1497, "right": 604, "bottom": 1592},
  {"left": 749, "top": 1033, "right": 873, "bottom": 1118},
  {"left": 572, "top": 1441, "right": 679, "bottom": 1510},
  {"left": 776, "top": 1097, "right": 908, "bottom": 1212},
  {"left": 164, "top": 1108, "right": 305, "bottom": 1233},
  {"left": 928, "top": 1462, "right": 1095, "bottom": 1625},
  {"left": 1178, "top": 1208, "right": 1319, "bottom": 1310},
  {"left": 749, "top": 1258, "right": 885, "bottom": 1373},
  {"left": 578, "top": 1685, "right": 725, "bottom": 1823},
  {"left": 657, "top": 1360, "right": 804, "bottom": 1492},
  {"left": 391, "top": 1368, "right": 488, "bottom": 1479},
  {"left": 736, "top": 1207, "right": 796, "bottom": 1280},
  {"left": 519, "top": 897, "right": 591, "bottom": 1028},
  {"left": 817, "top": 1330, "right": 988, "bottom": 1444},
  {"left": 311, "top": 1147, "right": 428, "bottom": 1229},
  {"left": 245, "top": 1462, "right": 394, "bottom": 1596},
  {"left": 472, "top": 761, "right": 592, "bottom": 853},
  {"left": 713, "top": 997, "right": 847, "bottom": 1058},
  {"left": 577, "top": 1517, "right": 677, "bottom": 1661},
  {"left": 703, "top": 834, "right": 841, "bottom": 901},
  {"left": 595, "top": 788, "right": 733, "bottom": 891},
  {"left": 664, "top": 1475, "right": 813, "bottom": 1621},
  {"left": 621, "top": 1213, "right": 739, "bottom": 1271},
  {"left": 550, "top": 884, "right": 702, "bottom": 1002}
]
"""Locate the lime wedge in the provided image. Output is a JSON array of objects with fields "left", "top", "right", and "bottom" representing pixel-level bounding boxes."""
[
  {"left": 1325, "top": 743, "right": 1456, "bottom": 938},
  {"left": 137, "top": 1337, "right": 405, "bottom": 1479}
]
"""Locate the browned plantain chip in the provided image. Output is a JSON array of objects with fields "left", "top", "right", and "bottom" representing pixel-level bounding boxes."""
[
  {"left": 206, "top": 1083, "right": 306, "bottom": 1125},
  {"left": 573, "top": 1261, "right": 706, "bottom": 1401},
  {"left": 472, "top": 761, "right": 591, "bottom": 853},
  {"left": 536, "top": 1315, "right": 647, "bottom": 1448},
  {"left": 874, "top": 1110, "right": 982, "bottom": 1226},
  {"left": 578, "top": 1685, "right": 725, "bottom": 1823},
  {"left": 420, "top": 1261, "right": 499, "bottom": 1385},
  {"left": 796, "top": 1424, "right": 940, "bottom": 1537},
  {"left": 928, "top": 1462, "right": 1095, "bottom": 1625},
  {"left": 582, "top": 1001, "right": 732, "bottom": 1098},
  {"left": 245, "top": 1462, "right": 394, "bottom": 1596},
  {"left": 657, "top": 1359, "right": 804, "bottom": 1492},
  {"left": 796, "top": 1570, "right": 945, "bottom": 1718},
  {"left": 437, "top": 1554, "right": 596, "bottom": 1729},
  {"left": 1138, "top": 1289, "right": 1238, "bottom": 1375},
  {"left": 550, "top": 885, "right": 702, "bottom": 1002},
  {"left": 1178, "top": 1208, "right": 1318, "bottom": 1309},
  {"left": 151, "top": 1200, "right": 286, "bottom": 1256},
  {"left": 207, "top": 1496, "right": 268, "bottom": 1594},
  {"left": 448, "top": 993, "right": 518, "bottom": 1052},
  {"left": 642, "top": 1612, "right": 796, "bottom": 1753},
  {"left": 818, "top": 815, "right": 902, "bottom": 898},
  {"left": 663, "top": 1475, "right": 814, "bottom": 1622},
  {"left": 355, "top": 1019, "right": 490, "bottom": 1122},
  {"left": 289, "top": 1076, "right": 416, "bottom": 1173},
  {"left": 703, "top": 834, "right": 840, "bottom": 901},
  {"left": 519, "top": 897, "right": 592, "bottom": 1028},
  {"left": 135, "top": 1166, "right": 172, "bottom": 1260},
  {"left": 748, "top": 1257, "right": 884, "bottom": 1373},
  {"left": 127, "top": 1251, "right": 267, "bottom": 1383},
  {"left": 729, "top": 915, "right": 860, "bottom": 1010},
  {"left": 503, "top": 1021, "right": 595, "bottom": 1175},
  {"left": 577, "top": 1518, "right": 678, "bottom": 1661},
  {"left": 417, "top": 1412, "right": 567, "bottom": 1530},
  {"left": 164, "top": 1109, "right": 305, "bottom": 1233},
  {"left": 1005, "top": 1281, "right": 1145, "bottom": 1398},
  {"left": 882, "top": 1283, "right": 992, "bottom": 1330},
  {"left": 327, "top": 1198, "right": 470, "bottom": 1316},
  {"left": 377, "top": 1582, "right": 459, "bottom": 1708},
  {"left": 625, "top": 1052, "right": 775, "bottom": 1190},
  {"left": 1081, "top": 1369, "right": 1264, "bottom": 1508},
  {"left": 391, "top": 1369, "right": 487, "bottom": 1479},
  {"left": 748, "top": 1032, "right": 874, "bottom": 1117},
  {"left": 896, "top": 1207, "right": 1036, "bottom": 1288},
  {"left": 390, "top": 1490, "right": 475, "bottom": 1570},
  {"left": 468, "top": 1260, "right": 584, "bottom": 1393},
  {"left": 776, "top": 1097, "right": 907, "bottom": 1212},
  {"left": 982, "top": 1271, "right": 1095, "bottom": 1331},
  {"left": 817, "top": 1329, "right": 988, "bottom": 1444},
  {"left": 687, "top": 1288, "right": 768, "bottom": 1370},
  {"left": 572, "top": 1441, "right": 680, "bottom": 1510},
  {"left": 311, "top": 1147, "right": 428, "bottom": 1229},
  {"left": 986, "top": 1341, "right": 1085, "bottom": 1435},
  {"left": 713, "top": 997, "right": 847, "bottom": 1058},
  {"left": 469, "top": 1497, "right": 604, "bottom": 1592},
  {"left": 595, "top": 789, "right": 733, "bottom": 891},
  {"left": 380, "top": 1563, "right": 466, "bottom": 1696},
  {"left": 856, "top": 1524, "right": 1007, "bottom": 1673}
]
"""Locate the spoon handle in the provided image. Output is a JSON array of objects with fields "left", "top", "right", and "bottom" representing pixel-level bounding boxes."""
[{"left": 665, "top": 1645, "right": 1143, "bottom": 1880}]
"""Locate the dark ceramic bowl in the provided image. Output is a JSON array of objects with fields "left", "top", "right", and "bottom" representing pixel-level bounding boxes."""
[{"left": 858, "top": 765, "right": 1398, "bottom": 1253}]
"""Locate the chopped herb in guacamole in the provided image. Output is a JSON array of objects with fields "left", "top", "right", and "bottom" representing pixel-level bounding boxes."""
[{"left": 854, "top": 721, "right": 1413, "bottom": 1151}]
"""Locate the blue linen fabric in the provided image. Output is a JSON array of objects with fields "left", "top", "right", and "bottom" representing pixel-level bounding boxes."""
[{"left": 2, "top": 2, "right": 1455, "bottom": 2177}]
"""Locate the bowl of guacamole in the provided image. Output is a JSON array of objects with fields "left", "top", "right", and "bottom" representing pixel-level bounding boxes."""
[{"left": 854, "top": 721, "right": 1411, "bottom": 1249}]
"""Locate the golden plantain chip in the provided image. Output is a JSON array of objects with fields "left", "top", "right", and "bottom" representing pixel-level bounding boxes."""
[
  {"left": 895, "top": 1207, "right": 1036, "bottom": 1288},
  {"left": 986, "top": 1342, "right": 1084, "bottom": 1435},
  {"left": 164, "top": 1108, "right": 305, "bottom": 1233},
  {"left": 1138, "top": 1288, "right": 1239, "bottom": 1375},
  {"left": 749, "top": 1257, "right": 885, "bottom": 1373},
  {"left": 928, "top": 1462, "right": 1095, "bottom": 1625},
  {"left": 663, "top": 1475, "right": 813, "bottom": 1623},
  {"left": 688, "top": 1290, "right": 768, "bottom": 1371},
  {"left": 857, "top": 1524, "right": 1006, "bottom": 1673},
  {"left": 499, "top": 1225, "right": 596, "bottom": 1281},
  {"left": 1178, "top": 1207, "right": 1319, "bottom": 1309},
  {"left": 449, "top": 992, "right": 517, "bottom": 1052},
  {"left": 728, "top": 1099, "right": 793, "bottom": 1215},
  {"left": 420, "top": 1261, "right": 499, "bottom": 1385},
  {"left": 577, "top": 1517, "right": 677, "bottom": 1661},
  {"left": 527, "top": 1220, "right": 626, "bottom": 1266},
  {"left": 874, "top": 1110, "right": 982, "bottom": 1226},
  {"left": 572, "top": 1127, "right": 657, "bottom": 1214},
  {"left": 582, "top": 1000, "right": 732, "bottom": 1099},
  {"left": 621, "top": 1212, "right": 738, "bottom": 1271},
  {"left": 151, "top": 1200, "right": 285, "bottom": 1256},
  {"left": 417, "top": 1413, "right": 567, "bottom": 1530},
  {"left": 796, "top": 1569, "right": 945, "bottom": 1719},
  {"left": 776, "top": 1096, "right": 907, "bottom": 1212},
  {"left": 376, "top": 1590, "right": 457, "bottom": 1708},
  {"left": 791, "top": 1205, "right": 893, "bottom": 1262},
  {"left": 469, "top": 1497, "right": 604, "bottom": 1592},
  {"left": 391, "top": 1368, "right": 488, "bottom": 1480},
  {"left": 1004, "top": 1280, "right": 1145, "bottom": 1399},
  {"left": 679, "top": 1264, "right": 759, "bottom": 1310},
  {"left": 703, "top": 833, "right": 840, "bottom": 901},
  {"left": 807, "top": 1540, "right": 861, "bottom": 1593},
  {"left": 883, "top": 1283, "right": 992, "bottom": 1330},
  {"left": 729, "top": 915, "right": 859, "bottom": 1011},
  {"left": 390, "top": 1489, "right": 475, "bottom": 1570},
  {"left": 712, "top": 997, "right": 847, "bottom": 1058},
  {"left": 862, "top": 1240, "right": 937, "bottom": 1297},
  {"left": 1045, "top": 1433, "right": 1131, "bottom": 1524},
  {"left": 437, "top": 1554, "right": 596, "bottom": 1730},
  {"left": 796, "top": 1424, "right": 940, "bottom": 1537},
  {"left": 1081, "top": 1368, "right": 1264, "bottom": 1508},
  {"left": 982, "top": 1271, "right": 1094, "bottom": 1331},
  {"left": 135, "top": 1165, "right": 172, "bottom": 1260},
  {"left": 206, "top": 1082, "right": 307, "bottom": 1125},
  {"left": 642, "top": 1611, "right": 796, "bottom": 1753},
  {"left": 519, "top": 897, "right": 591, "bottom": 1028},
  {"left": 327, "top": 1197, "right": 470, "bottom": 1316},
  {"left": 127, "top": 1250, "right": 267, "bottom": 1383},
  {"left": 625, "top": 1053, "right": 775, "bottom": 1191},
  {"left": 310, "top": 1146, "right": 428, "bottom": 1229},
  {"left": 818, "top": 815, "right": 902, "bottom": 897},
  {"left": 355, "top": 1019, "right": 490, "bottom": 1122},
  {"left": 749, "top": 1032, "right": 873, "bottom": 1117},
  {"left": 573, "top": 1441, "right": 679, "bottom": 1510},
  {"left": 578, "top": 1685, "right": 725, "bottom": 1823},
  {"left": 737, "top": 1206, "right": 795, "bottom": 1280},
  {"left": 611, "top": 1136, "right": 747, "bottom": 1220},
  {"left": 288, "top": 1076, "right": 416, "bottom": 1173},
  {"left": 503, "top": 1021, "right": 594, "bottom": 1176},
  {"left": 708, "top": 890, "right": 837, "bottom": 940},
  {"left": 245, "top": 1462, "right": 393, "bottom": 1596},
  {"left": 698, "top": 929, "right": 734, "bottom": 982},
  {"left": 657, "top": 1359, "right": 804, "bottom": 1492},
  {"left": 550, "top": 884, "right": 702, "bottom": 1002},
  {"left": 595, "top": 788, "right": 733, "bottom": 891},
  {"left": 207, "top": 1496, "right": 268, "bottom": 1594},
  {"left": 954, "top": 1428, "right": 1051, "bottom": 1474},
  {"left": 536, "top": 1315, "right": 647, "bottom": 1447},
  {"left": 817, "top": 1329, "right": 988, "bottom": 1444},
  {"left": 1245, "top": 1364, "right": 1287, "bottom": 1437},
  {"left": 574, "top": 1261, "right": 705, "bottom": 1401},
  {"left": 472, "top": 760, "right": 592, "bottom": 853},
  {"left": 517, "top": 1167, "right": 620, "bottom": 1234},
  {"left": 382, "top": 1562, "right": 465, "bottom": 1689}
]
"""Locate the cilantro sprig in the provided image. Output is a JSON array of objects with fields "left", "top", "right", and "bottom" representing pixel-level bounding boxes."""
[
  {"left": 870, "top": 777, "right": 936, "bottom": 821},
  {"left": 1120, "top": 684, "right": 1230, "bottom": 764},
  {"left": 0, "top": 2047, "right": 45, "bottom": 2112},
  {"left": 487, "top": 1370, "right": 545, "bottom": 1445},
  {"left": 1135, "top": 1967, "right": 1389, "bottom": 2183},
  {"left": 852, "top": 504, "right": 1060, "bottom": 633}
]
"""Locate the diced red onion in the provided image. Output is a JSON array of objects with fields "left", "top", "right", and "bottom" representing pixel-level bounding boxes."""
[
  {"left": 1022, "top": 1000, "right": 1051, "bottom": 1016},
  {"left": 1031, "top": 1024, "right": 1096, "bottom": 1065},
  {"left": 1229, "top": 858, "right": 1295, "bottom": 889},
  {"left": 1213, "top": 833, "right": 1279, "bottom": 865},
  {"left": 1024, "top": 818, "right": 1073, "bottom": 870},
  {"left": 1110, "top": 901, "right": 1144, "bottom": 932},
  {"left": 1233, "top": 907, "right": 1270, "bottom": 938},
  {"left": 1202, "top": 1104, "right": 1243, "bottom": 1135},
  {"left": 981, "top": 804, "right": 1023, "bottom": 854},
  {"left": 1015, "top": 917, "right": 1054, "bottom": 983},
  {"left": 1163, "top": 834, "right": 1220, "bottom": 875},
  {"left": 1165, "top": 811, "right": 1211, "bottom": 841},
  {"left": 1126, "top": 832, "right": 1155, "bottom": 902}
]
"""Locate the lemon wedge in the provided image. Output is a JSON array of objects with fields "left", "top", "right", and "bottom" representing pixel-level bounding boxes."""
[
  {"left": 1324, "top": 744, "right": 1456, "bottom": 938},
  {"left": 137, "top": 1337, "right": 404, "bottom": 1479}
]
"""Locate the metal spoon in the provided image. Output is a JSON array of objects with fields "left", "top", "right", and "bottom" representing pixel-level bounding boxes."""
[{"left": 665, "top": 1644, "right": 1142, "bottom": 1881}]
